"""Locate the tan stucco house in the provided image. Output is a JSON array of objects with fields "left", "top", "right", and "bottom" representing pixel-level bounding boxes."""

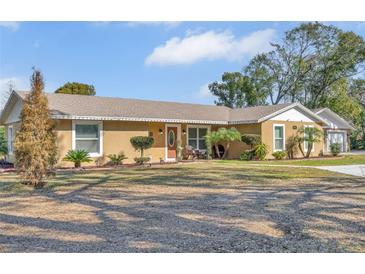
[{"left": 0, "top": 91, "right": 352, "bottom": 167}]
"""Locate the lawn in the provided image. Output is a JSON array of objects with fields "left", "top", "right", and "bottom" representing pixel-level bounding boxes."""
[
  {"left": 220, "top": 154, "right": 365, "bottom": 166},
  {"left": 0, "top": 162, "right": 364, "bottom": 252}
]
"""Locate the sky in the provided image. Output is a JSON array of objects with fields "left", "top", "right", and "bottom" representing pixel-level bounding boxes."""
[{"left": 1, "top": 21, "right": 365, "bottom": 106}]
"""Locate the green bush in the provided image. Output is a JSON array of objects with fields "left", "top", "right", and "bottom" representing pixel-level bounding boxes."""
[
  {"left": 130, "top": 136, "right": 154, "bottom": 158},
  {"left": 241, "top": 134, "right": 261, "bottom": 149},
  {"left": 134, "top": 156, "right": 151, "bottom": 165},
  {"left": 63, "top": 149, "right": 92, "bottom": 168},
  {"left": 107, "top": 153, "right": 127, "bottom": 166},
  {"left": 0, "top": 127, "right": 7, "bottom": 159},
  {"left": 330, "top": 143, "right": 341, "bottom": 156},
  {"left": 254, "top": 143, "right": 268, "bottom": 160},
  {"left": 239, "top": 150, "right": 254, "bottom": 161},
  {"left": 272, "top": 151, "right": 287, "bottom": 160}
]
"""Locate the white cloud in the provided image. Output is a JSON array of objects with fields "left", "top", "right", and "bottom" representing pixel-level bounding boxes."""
[
  {"left": 126, "top": 21, "right": 181, "bottom": 29},
  {"left": 196, "top": 83, "right": 212, "bottom": 98},
  {"left": 0, "top": 21, "right": 20, "bottom": 31},
  {"left": 145, "top": 28, "right": 276, "bottom": 66}
]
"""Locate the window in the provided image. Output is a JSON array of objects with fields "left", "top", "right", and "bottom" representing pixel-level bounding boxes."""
[
  {"left": 187, "top": 126, "right": 209, "bottom": 150},
  {"left": 73, "top": 121, "right": 102, "bottom": 157},
  {"left": 273, "top": 124, "right": 284, "bottom": 151},
  {"left": 8, "top": 126, "right": 13, "bottom": 154},
  {"left": 168, "top": 129, "right": 175, "bottom": 147}
]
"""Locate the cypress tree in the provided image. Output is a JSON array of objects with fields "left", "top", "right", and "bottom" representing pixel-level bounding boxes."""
[{"left": 14, "top": 69, "right": 57, "bottom": 186}]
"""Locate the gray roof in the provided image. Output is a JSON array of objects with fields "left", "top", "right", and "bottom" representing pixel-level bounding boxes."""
[
  {"left": 229, "top": 103, "right": 293, "bottom": 123},
  {"left": 8, "top": 91, "right": 324, "bottom": 125},
  {"left": 313, "top": 107, "right": 354, "bottom": 130}
]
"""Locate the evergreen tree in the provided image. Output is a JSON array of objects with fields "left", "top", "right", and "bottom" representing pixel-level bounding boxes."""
[{"left": 14, "top": 69, "right": 57, "bottom": 186}]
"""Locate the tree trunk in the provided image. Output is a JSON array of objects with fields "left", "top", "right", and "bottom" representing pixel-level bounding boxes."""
[
  {"left": 298, "top": 143, "right": 305, "bottom": 158},
  {"left": 222, "top": 143, "right": 230, "bottom": 159},
  {"left": 75, "top": 162, "right": 80, "bottom": 168},
  {"left": 305, "top": 143, "right": 312, "bottom": 158},
  {"left": 141, "top": 148, "right": 144, "bottom": 157},
  {"left": 214, "top": 144, "right": 221, "bottom": 159}
]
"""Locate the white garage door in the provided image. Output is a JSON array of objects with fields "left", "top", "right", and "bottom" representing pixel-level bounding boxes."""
[{"left": 327, "top": 132, "right": 346, "bottom": 152}]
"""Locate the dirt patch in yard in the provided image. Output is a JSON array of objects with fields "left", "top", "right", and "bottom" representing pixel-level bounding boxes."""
[{"left": 0, "top": 163, "right": 364, "bottom": 252}]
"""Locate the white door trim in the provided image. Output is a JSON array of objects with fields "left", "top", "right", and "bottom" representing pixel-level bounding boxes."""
[{"left": 165, "top": 124, "right": 181, "bottom": 162}]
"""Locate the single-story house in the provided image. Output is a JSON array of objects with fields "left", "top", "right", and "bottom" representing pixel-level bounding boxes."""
[
  {"left": 0, "top": 91, "right": 352, "bottom": 166},
  {"left": 313, "top": 108, "right": 355, "bottom": 153}
]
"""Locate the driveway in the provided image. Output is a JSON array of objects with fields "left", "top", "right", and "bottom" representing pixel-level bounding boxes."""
[{"left": 316, "top": 165, "right": 365, "bottom": 177}]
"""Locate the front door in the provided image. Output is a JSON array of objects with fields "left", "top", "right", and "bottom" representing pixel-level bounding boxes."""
[{"left": 167, "top": 126, "right": 177, "bottom": 159}]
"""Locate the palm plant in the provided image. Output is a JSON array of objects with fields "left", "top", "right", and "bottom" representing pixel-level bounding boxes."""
[
  {"left": 254, "top": 143, "right": 268, "bottom": 160},
  {"left": 63, "top": 149, "right": 92, "bottom": 168},
  {"left": 205, "top": 130, "right": 222, "bottom": 158},
  {"left": 107, "top": 152, "right": 127, "bottom": 166},
  {"left": 220, "top": 127, "right": 241, "bottom": 159},
  {"left": 297, "top": 126, "right": 323, "bottom": 158}
]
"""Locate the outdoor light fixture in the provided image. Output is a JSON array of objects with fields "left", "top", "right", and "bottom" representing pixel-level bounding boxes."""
[
  {"left": 182, "top": 129, "right": 186, "bottom": 135},
  {"left": 293, "top": 125, "right": 297, "bottom": 129},
  {"left": 159, "top": 129, "right": 163, "bottom": 135}
]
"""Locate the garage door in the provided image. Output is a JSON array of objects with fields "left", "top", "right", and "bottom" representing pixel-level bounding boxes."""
[{"left": 327, "top": 132, "right": 345, "bottom": 152}]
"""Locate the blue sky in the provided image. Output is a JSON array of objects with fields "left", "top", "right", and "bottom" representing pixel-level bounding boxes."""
[{"left": 1, "top": 21, "right": 365, "bottom": 105}]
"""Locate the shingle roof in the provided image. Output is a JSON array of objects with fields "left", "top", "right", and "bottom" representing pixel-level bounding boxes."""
[
  {"left": 229, "top": 103, "right": 293, "bottom": 123},
  {"left": 13, "top": 91, "right": 321, "bottom": 125}
]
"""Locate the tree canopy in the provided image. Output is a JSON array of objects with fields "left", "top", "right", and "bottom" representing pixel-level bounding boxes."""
[
  {"left": 209, "top": 22, "right": 365, "bottom": 149},
  {"left": 55, "top": 82, "right": 96, "bottom": 96}
]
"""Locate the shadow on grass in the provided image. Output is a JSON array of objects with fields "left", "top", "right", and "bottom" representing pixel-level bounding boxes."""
[{"left": 0, "top": 164, "right": 364, "bottom": 252}]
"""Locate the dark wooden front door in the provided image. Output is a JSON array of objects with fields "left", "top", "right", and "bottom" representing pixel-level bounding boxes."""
[{"left": 167, "top": 126, "right": 177, "bottom": 159}]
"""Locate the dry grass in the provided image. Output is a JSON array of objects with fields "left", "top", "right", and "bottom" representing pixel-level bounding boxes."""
[{"left": 0, "top": 162, "right": 364, "bottom": 252}]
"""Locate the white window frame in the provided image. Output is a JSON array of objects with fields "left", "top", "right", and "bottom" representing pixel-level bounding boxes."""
[
  {"left": 273, "top": 124, "right": 285, "bottom": 152},
  {"left": 304, "top": 125, "right": 315, "bottom": 152},
  {"left": 72, "top": 120, "right": 103, "bottom": 157},
  {"left": 186, "top": 125, "right": 211, "bottom": 151},
  {"left": 7, "top": 125, "right": 13, "bottom": 155}
]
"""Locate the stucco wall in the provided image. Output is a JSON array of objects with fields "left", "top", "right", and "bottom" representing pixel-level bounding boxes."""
[
  {"left": 56, "top": 120, "right": 168, "bottom": 167},
  {"left": 261, "top": 120, "right": 324, "bottom": 159},
  {"left": 211, "top": 124, "right": 261, "bottom": 159}
]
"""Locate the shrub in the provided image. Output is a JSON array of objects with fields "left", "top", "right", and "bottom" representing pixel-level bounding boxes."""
[
  {"left": 130, "top": 136, "right": 154, "bottom": 159},
  {"left": 14, "top": 69, "right": 57, "bottom": 186},
  {"left": 63, "top": 149, "right": 92, "bottom": 168},
  {"left": 241, "top": 134, "right": 261, "bottom": 149},
  {"left": 134, "top": 156, "right": 151, "bottom": 165},
  {"left": 254, "top": 143, "right": 268, "bottom": 160},
  {"left": 240, "top": 150, "right": 254, "bottom": 161},
  {"left": 330, "top": 143, "right": 341, "bottom": 156},
  {"left": 107, "top": 153, "right": 127, "bottom": 166},
  {"left": 0, "top": 127, "right": 7, "bottom": 159},
  {"left": 272, "top": 151, "right": 287, "bottom": 160}
]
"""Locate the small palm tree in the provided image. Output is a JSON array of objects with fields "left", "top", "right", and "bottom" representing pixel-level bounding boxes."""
[
  {"left": 297, "top": 126, "right": 323, "bottom": 158},
  {"left": 107, "top": 153, "right": 127, "bottom": 166},
  {"left": 220, "top": 127, "right": 241, "bottom": 159},
  {"left": 63, "top": 149, "right": 92, "bottom": 168},
  {"left": 205, "top": 131, "right": 222, "bottom": 158}
]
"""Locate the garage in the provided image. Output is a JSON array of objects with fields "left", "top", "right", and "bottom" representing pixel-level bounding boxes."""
[{"left": 327, "top": 131, "right": 346, "bottom": 152}]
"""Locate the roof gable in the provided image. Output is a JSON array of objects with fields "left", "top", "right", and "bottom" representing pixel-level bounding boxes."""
[{"left": 314, "top": 108, "right": 355, "bottom": 130}]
